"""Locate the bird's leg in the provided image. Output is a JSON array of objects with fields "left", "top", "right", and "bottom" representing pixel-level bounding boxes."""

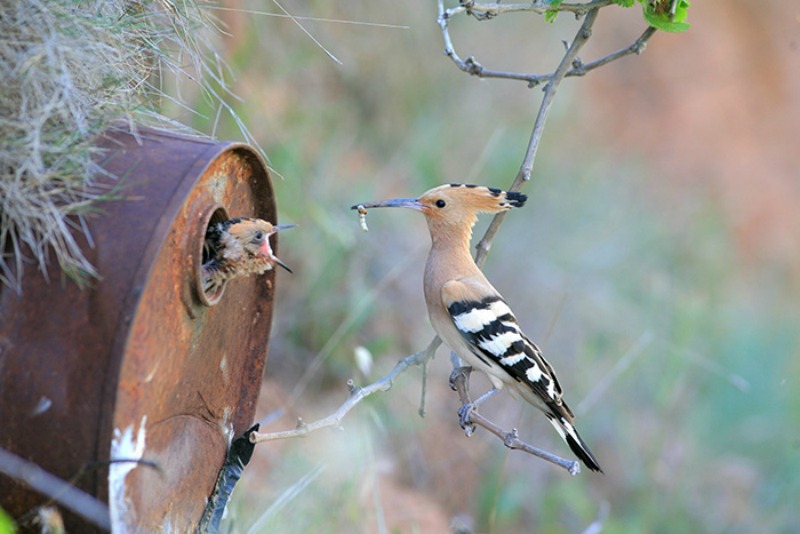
[
  {"left": 448, "top": 364, "right": 472, "bottom": 392},
  {"left": 448, "top": 362, "right": 478, "bottom": 434},
  {"left": 448, "top": 363, "right": 498, "bottom": 435},
  {"left": 471, "top": 387, "right": 499, "bottom": 409},
  {"left": 457, "top": 388, "right": 499, "bottom": 435}
]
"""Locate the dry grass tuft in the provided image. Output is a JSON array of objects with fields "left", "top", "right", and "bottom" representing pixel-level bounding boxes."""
[{"left": 0, "top": 0, "right": 239, "bottom": 291}]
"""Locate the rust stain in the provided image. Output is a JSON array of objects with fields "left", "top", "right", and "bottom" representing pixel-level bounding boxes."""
[{"left": 0, "top": 128, "right": 277, "bottom": 531}]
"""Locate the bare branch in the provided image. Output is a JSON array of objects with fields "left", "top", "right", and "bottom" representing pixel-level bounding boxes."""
[
  {"left": 438, "top": 24, "right": 657, "bottom": 90},
  {"left": 250, "top": 334, "right": 579, "bottom": 474},
  {"left": 447, "top": 1, "right": 613, "bottom": 20},
  {"left": 256, "top": 0, "right": 659, "bottom": 471},
  {"left": 568, "top": 26, "right": 658, "bottom": 77},
  {"left": 250, "top": 338, "right": 442, "bottom": 444},
  {"left": 438, "top": 0, "right": 658, "bottom": 91},
  {"left": 270, "top": 0, "right": 342, "bottom": 65},
  {"left": 449, "top": 366, "right": 580, "bottom": 475},
  {"left": 474, "top": 7, "right": 601, "bottom": 267}
]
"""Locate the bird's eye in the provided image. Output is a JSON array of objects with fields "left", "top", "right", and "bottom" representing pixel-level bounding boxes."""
[
  {"left": 254, "top": 231, "right": 264, "bottom": 241},
  {"left": 435, "top": 199, "right": 446, "bottom": 208}
]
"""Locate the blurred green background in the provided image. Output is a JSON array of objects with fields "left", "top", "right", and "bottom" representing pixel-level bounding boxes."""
[{"left": 181, "top": 1, "right": 799, "bottom": 532}]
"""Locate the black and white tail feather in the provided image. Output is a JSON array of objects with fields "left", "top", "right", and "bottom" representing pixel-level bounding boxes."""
[{"left": 448, "top": 295, "right": 603, "bottom": 472}]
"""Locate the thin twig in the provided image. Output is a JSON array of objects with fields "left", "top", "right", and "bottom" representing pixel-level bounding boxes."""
[
  {"left": 439, "top": 1, "right": 656, "bottom": 91},
  {"left": 205, "top": 6, "right": 410, "bottom": 29},
  {"left": 0, "top": 447, "right": 111, "bottom": 530},
  {"left": 474, "top": 7, "right": 601, "bottom": 267},
  {"left": 449, "top": 366, "right": 580, "bottom": 475},
  {"left": 434, "top": 24, "right": 656, "bottom": 89},
  {"left": 568, "top": 26, "right": 657, "bottom": 77},
  {"left": 456, "top": 1, "right": 613, "bottom": 19},
  {"left": 251, "top": 338, "right": 441, "bottom": 444},
  {"left": 271, "top": 0, "right": 342, "bottom": 65}
]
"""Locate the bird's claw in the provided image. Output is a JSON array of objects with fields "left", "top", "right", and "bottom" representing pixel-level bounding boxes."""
[
  {"left": 449, "top": 365, "right": 472, "bottom": 391},
  {"left": 457, "top": 402, "right": 477, "bottom": 436}
]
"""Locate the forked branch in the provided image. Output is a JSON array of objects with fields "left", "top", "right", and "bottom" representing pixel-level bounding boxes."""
[
  {"left": 250, "top": 338, "right": 441, "bottom": 443},
  {"left": 254, "top": 1, "right": 659, "bottom": 474},
  {"left": 438, "top": 1, "right": 658, "bottom": 265},
  {"left": 449, "top": 365, "right": 580, "bottom": 475}
]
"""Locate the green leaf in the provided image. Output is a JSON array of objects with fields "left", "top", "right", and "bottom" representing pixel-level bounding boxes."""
[
  {"left": 545, "top": 0, "right": 563, "bottom": 23},
  {"left": 613, "top": 0, "right": 636, "bottom": 7},
  {"left": 641, "top": 0, "right": 691, "bottom": 33}
]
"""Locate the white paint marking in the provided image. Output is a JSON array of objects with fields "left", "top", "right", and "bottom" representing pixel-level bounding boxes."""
[
  {"left": 109, "top": 416, "right": 147, "bottom": 532},
  {"left": 221, "top": 406, "right": 234, "bottom": 444}
]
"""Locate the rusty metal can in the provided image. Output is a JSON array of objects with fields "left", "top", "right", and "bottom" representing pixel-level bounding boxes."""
[{"left": 0, "top": 127, "right": 278, "bottom": 531}]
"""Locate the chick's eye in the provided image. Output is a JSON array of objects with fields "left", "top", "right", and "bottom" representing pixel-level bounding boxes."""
[
  {"left": 435, "top": 199, "right": 446, "bottom": 208},
  {"left": 254, "top": 231, "right": 264, "bottom": 241}
]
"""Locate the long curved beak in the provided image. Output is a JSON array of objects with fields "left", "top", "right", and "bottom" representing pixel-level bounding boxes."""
[{"left": 350, "top": 198, "right": 423, "bottom": 211}]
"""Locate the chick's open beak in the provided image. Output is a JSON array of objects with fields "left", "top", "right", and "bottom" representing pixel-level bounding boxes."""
[
  {"left": 263, "top": 223, "right": 296, "bottom": 273},
  {"left": 271, "top": 223, "right": 298, "bottom": 233}
]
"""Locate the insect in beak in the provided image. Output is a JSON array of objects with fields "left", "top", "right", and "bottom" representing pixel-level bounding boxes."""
[{"left": 351, "top": 198, "right": 423, "bottom": 211}]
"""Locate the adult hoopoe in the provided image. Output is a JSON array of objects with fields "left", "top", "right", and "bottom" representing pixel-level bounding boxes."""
[
  {"left": 202, "top": 217, "right": 295, "bottom": 294},
  {"left": 352, "top": 184, "right": 602, "bottom": 472}
]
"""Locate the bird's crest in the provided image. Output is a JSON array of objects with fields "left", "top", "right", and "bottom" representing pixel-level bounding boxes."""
[
  {"left": 351, "top": 183, "right": 527, "bottom": 241},
  {"left": 419, "top": 184, "right": 527, "bottom": 214}
]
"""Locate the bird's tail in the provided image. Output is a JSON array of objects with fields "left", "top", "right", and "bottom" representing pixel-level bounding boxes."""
[{"left": 544, "top": 412, "right": 603, "bottom": 473}]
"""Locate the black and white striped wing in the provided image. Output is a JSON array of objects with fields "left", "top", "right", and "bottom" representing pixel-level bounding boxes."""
[
  {"left": 442, "top": 283, "right": 566, "bottom": 411},
  {"left": 442, "top": 280, "right": 603, "bottom": 472}
]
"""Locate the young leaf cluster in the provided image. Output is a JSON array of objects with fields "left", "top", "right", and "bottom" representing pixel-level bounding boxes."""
[
  {"left": 547, "top": 0, "right": 691, "bottom": 32},
  {"left": 640, "top": 0, "right": 691, "bottom": 32}
]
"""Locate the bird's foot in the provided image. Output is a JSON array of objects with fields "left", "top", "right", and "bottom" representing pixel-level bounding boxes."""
[
  {"left": 457, "top": 387, "right": 499, "bottom": 436},
  {"left": 457, "top": 402, "right": 478, "bottom": 436},
  {"left": 449, "top": 365, "right": 473, "bottom": 391}
]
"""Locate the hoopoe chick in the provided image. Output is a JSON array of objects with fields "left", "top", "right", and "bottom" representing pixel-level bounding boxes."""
[
  {"left": 352, "top": 184, "right": 602, "bottom": 472},
  {"left": 202, "top": 217, "right": 295, "bottom": 294}
]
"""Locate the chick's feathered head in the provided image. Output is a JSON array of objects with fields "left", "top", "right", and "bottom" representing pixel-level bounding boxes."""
[{"left": 202, "top": 217, "right": 295, "bottom": 296}]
